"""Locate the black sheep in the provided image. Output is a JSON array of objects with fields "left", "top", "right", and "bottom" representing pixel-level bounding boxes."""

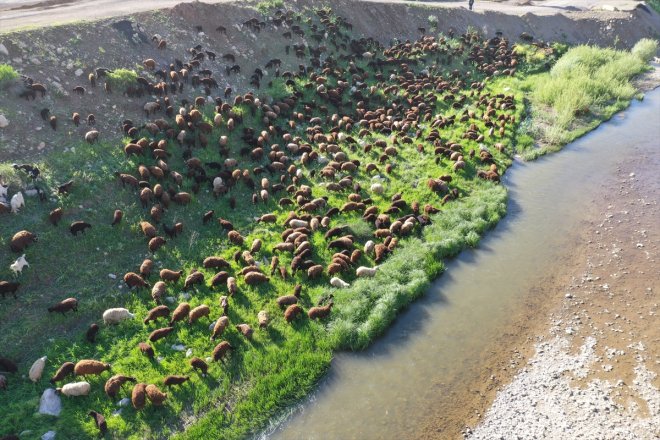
[
  {"left": 88, "top": 410, "right": 107, "bottom": 435},
  {"left": 0, "top": 281, "right": 20, "bottom": 299},
  {"left": 86, "top": 323, "right": 99, "bottom": 343},
  {"left": 70, "top": 221, "right": 92, "bottom": 236}
]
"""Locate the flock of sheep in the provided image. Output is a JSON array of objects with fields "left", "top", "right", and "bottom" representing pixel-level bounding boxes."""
[{"left": 0, "top": 6, "right": 518, "bottom": 437}]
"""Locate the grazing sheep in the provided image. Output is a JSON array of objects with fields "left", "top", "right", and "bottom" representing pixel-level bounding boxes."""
[
  {"left": 10, "top": 192, "right": 25, "bottom": 213},
  {"left": 10, "top": 230, "right": 37, "bottom": 253},
  {"left": 0, "top": 358, "right": 17, "bottom": 374},
  {"left": 189, "top": 304, "right": 210, "bottom": 324},
  {"left": 132, "top": 383, "right": 148, "bottom": 410},
  {"left": 257, "top": 311, "right": 269, "bottom": 329},
  {"left": 70, "top": 221, "right": 92, "bottom": 236},
  {"left": 203, "top": 257, "right": 230, "bottom": 269},
  {"left": 146, "top": 384, "right": 168, "bottom": 405},
  {"left": 170, "top": 302, "right": 190, "bottom": 325},
  {"left": 210, "top": 316, "right": 229, "bottom": 340},
  {"left": 9, "top": 255, "right": 28, "bottom": 276},
  {"left": 307, "top": 265, "right": 323, "bottom": 279},
  {"left": 58, "top": 381, "right": 91, "bottom": 397},
  {"left": 48, "top": 297, "right": 78, "bottom": 314},
  {"left": 0, "top": 374, "right": 6, "bottom": 390},
  {"left": 189, "top": 357, "right": 208, "bottom": 375},
  {"left": 149, "top": 236, "right": 167, "bottom": 252},
  {"left": 212, "top": 341, "right": 231, "bottom": 363},
  {"left": 144, "top": 305, "right": 170, "bottom": 324},
  {"left": 276, "top": 284, "right": 301, "bottom": 307},
  {"left": 104, "top": 374, "right": 136, "bottom": 399},
  {"left": 227, "top": 277, "right": 238, "bottom": 296},
  {"left": 85, "top": 130, "right": 99, "bottom": 144},
  {"left": 140, "top": 259, "right": 153, "bottom": 278},
  {"left": 74, "top": 359, "right": 110, "bottom": 376},
  {"left": 228, "top": 230, "right": 244, "bottom": 245},
  {"left": 111, "top": 209, "right": 123, "bottom": 226},
  {"left": 86, "top": 323, "right": 99, "bottom": 343},
  {"left": 0, "top": 281, "right": 20, "bottom": 299},
  {"left": 163, "top": 375, "right": 189, "bottom": 386},
  {"left": 50, "top": 361, "right": 75, "bottom": 384},
  {"left": 244, "top": 272, "right": 269, "bottom": 285},
  {"left": 138, "top": 342, "right": 155, "bottom": 358},
  {"left": 88, "top": 410, "right": 107, "bottom": 435},
  {"left": 308, "top": 302, "right": 333, "bottom": 320},
  {"left": 356, "top": 266, "right": 378, "bottom": 277},
  {"left": 149, "top": 327, "right": 174, "bottom": 342},
  {"left": 49, "top": 208, "right": 63, "bottom": 226},
  {"left": 141, "top": 221, "right": 157, "bottom": 238},
  {"left": 330, "top": 277, "right": 350, "bottom": 288},
  {"left": 236, "top": 323, "right": 253, "bottom": 339},
  {"left": 151, "top": 281, "right": 166, "bottom": 304},
  {"left": 160, "top": 269, "right": 183, "bottom": 283},
  {"left": 102, "top": 308, "right": 135, "bottom": 324},
  {"left": 284, "top": 304, "right": 303, "bottom": 323},
  {"left": 29, "top": 356, "right": 47, "bottom": 382},
  {"left": 124, "top": 272, "right": 149, "bottom": 289}
]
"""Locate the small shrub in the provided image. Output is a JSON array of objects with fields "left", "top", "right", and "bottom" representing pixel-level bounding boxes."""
[
  {"left": 0, "top": 64, "right": 19, "bottom": 90},
  {"left": 106, "top": 68, "right": 138, "bottom": 91},
  {"left": 256, "top": 0, "right": 284, "bottom": 14},
  {"left": 632, "top": 38, "right": 658, "bottom": 62}
]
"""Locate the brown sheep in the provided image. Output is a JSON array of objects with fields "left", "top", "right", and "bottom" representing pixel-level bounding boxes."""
[
  {"left": 50, "top": 362, "right": 75, "bottom": 383},
  {"left": 140, "top": 221, "right": 157, "bottom": 238},
  {"left": 47, "top": 297, "right": 78, "bottom": 314},
  {"left": 0, "top": 281, "right": 20, "bottom": 299},
  {"left": 148, "top": 326, "right": 174, "bottom": 342},
  {"left": 86, "top": 323, "right": 99, "bottom": 343},
  {"left": 219, "top": 296, "right": 229, "bottom": 315},
  {"left": 228, "top": 230, "right": 244, "bottom": 245},
  {"left": 212, "top": 341, "right": 231, "bottom": 363},
  {"left": 0, "top": 374, "right": 7, "bottom": 390},
  {"left": 257, "top": 311, "right": 269, "bottom": 329},
  {"left": 276, "top": 284, "right": 301, "bottom": 307},
  {"left": 10, "top": 230, "right": 38, "bottom": 253},
  {"left": 146, "top": 384, "right": 167, "bottom": 405},
  {"left": 143, "top": 305, "right": 170, "bottom": 324},
  {"left": 184, "top": 270, "right": 204, "bottom": 290},
  {"left": 227, "top": 277, "right": 238, "bottom": 296},
  {"left": 149, "top": 236, "right": 167, "bottom": 252},
  {"left": 74, "top": 360, "right": 111, "bottom": 376},
  {"left": 160, "top": 269, "right": 183, "bottom": 283},
  {"left": 190, "top": 357, "right": 208, "bottom": 375},
  {"left": 307, "top": 303, "right": 333, "bottom": 320},
  {"left": 170, "top": 302, "right": 190, "bottom": 325},
  {"left": 151, "top": 281, "right": 166, "bottom": 304},
  {"left": 307, "top": 264, "right": 324, "bottom": 278},
  {"left": 189, "top": 304, "right": 210, "bottom": 324},
  {"left": 236, "top": 323, "right": 253, "bottom": 339},
  {"left": 328, "top": 236, "right": 353, "bottom": 250},
  {"left": 49, "top": 208, "right": 63, "bottom": 226},
  {"left": 88, "top": 410, "right": 107, "bottom": 435},
  {"left": 210, "top": 316, "right": 229, "bottom": 340},
  {"left": 211, "top": 271, "right": 229, "bottom": 287},
  {"left": 138, "top": 342, "right": 155, "bottom": 358},
  {"left": 0, "top": 358, "right": 18, "bottom": 373},
  {"left": 104, "top": 375, "right": 136, "bottom": 400},
  {"left": 203, "top": 257, "right": 230, "bottom": 269},
  {"left": 140, "top": 259, "right": 153, "bottom": 278},
  {"left": 70, "top": 221, "right": 92, "bottom": 236},
  {"left": 124, "top": 272, "right": 149, "bottom": 289},
  {"left": 163, "top": 375, "right": 189, "bottom": 387},
  {"left": 244, "top": 272, "right": 269, "bottom": 285},
  {"left": 111, "top": 209, "right": 123, "bottom": 226},
  {"left": 132, "top": 383, "right": 147, "bottom": 410},
  {"left": 284, "top": 304, "right": 303, "bottom": 323}
]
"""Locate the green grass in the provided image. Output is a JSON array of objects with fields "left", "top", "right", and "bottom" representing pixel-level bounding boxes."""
[
  {"left": 518, "top": 38, "right": 658, "bottom": 157},
  {"left": 0, "top": 63, "right": 19, "bottom": 89},
  {"left": 255, "top": 0, "right": 284, "bottom": 14},
  {"left": 648, "top": 0, "right": 660, "bottom": 14},
  {"left": 106, "top": 68, "right": 138, "bottom": 92}
]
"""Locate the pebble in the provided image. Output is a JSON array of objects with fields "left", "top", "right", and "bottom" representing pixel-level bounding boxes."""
[
  {"left": 0, "top": 43, "right": 8, "bottom": 56},
  {"left": 41, "top": 431, "right": 56, "bottom": 440},
  {"left": 117, "top": 397, "right": 130, "bottom": 407},
  {"left": 38, "top": 388, "right": 61, "bottom": 416},
  {"left": 0, "top": 115, "right": 9, "bottom": 128}
]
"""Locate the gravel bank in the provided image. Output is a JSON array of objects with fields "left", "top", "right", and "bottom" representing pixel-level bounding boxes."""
[{"left": 468, "top": 135, "right": 660, "bottom": 439}]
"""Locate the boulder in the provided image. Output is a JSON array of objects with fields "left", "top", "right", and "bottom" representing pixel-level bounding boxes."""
[{"left": 38, "top": 389, "right": 61, "bottom": 416}]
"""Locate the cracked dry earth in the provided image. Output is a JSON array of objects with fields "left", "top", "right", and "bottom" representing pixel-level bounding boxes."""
[{"left": 468, "top": 146, "right": 660, "bottom": 439}]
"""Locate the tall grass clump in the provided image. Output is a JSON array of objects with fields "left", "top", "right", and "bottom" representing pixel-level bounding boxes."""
[
  {"left": 525, "top": 39, "right": 657, "bottom": 154},
  {"left": 106, "top": 68, "right": 138, "bottom": 91},
  {"left": 0, "top": 63, "right": 19, "bottom": 89}
]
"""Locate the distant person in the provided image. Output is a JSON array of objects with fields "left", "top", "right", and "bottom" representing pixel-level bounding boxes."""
[{"left": 469, "top": 0, "right": 475, "bottom": 10}]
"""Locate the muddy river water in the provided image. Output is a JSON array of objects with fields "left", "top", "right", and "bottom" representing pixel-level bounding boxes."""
[{"left": 261, "top": 89, "right": 660, "bottom": 440}]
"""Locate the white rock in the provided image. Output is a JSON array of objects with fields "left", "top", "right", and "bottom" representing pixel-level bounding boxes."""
[
  {"left": 171, "top": 344, "right": 186, "bottom": 351},
  {"left": 0, "top": 115, "right": 9, "bottom": 128},
  {"left": 38, "top": 389, "right": 62, "bottom": 416},
  {"left": 74, "top": 68, "right": 83, "bottom": 77},
  {"left": 185, "top": 348, "right": 193, "bottom": 357},
  {"left": 108, "top": 273, "right": 117, "bottom": 279},
  {"left": 0, "top": 43, "right": 8, "bottom": 56},
  {"left": 42, "top": 431, "right": 56, "bottom": 440},
  {"left": 117, "top": 397, "right": 131, "bottom": 407}
]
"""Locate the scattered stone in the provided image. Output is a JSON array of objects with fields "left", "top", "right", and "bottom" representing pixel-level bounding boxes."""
[
  {"left": 42, "top": 431, "right": 56, "bottom": 440},
  {"left": 0, "top": 43, "right": 8, "bottom": 56},
  {"left": 171, "top": 344, "right": 186, "bottom": 351},
  {"left": 108, "top": 273, "right": 117, "bottom": 279},
  {"left": 0, "top": 115, "right": 9, "bottom": 128},
  {"left": 38, "top": 388, "right": 61, "bottom": 416},
  {"left": 118, "top": 397, "right": 130, "bottom": 407},
  {"left": 74, "top": 68, "right": 83, "bottom": 77},
  {"left": 185, "top": 348, "right": 193, "bottom": 357}
]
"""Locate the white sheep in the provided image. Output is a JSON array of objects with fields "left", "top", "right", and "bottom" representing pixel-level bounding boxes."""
[
  {"left": 213, "top": 177, "right": 223, "bottom": 192},
  {"left": 29, "top": 356, "right": 47, "bottom": 382},
  {"left": 370, "top": 183, "right": 384, "bottom": 195},
  {"left": 10, "top": 192, "right": 24, "bottom": 213},
  {"left": 103, "top": 308, "right": 135, "bottom": 325},
  {"left": 213, "top": 113, "right": 223, "bottom": 127},
  {"left": 289, "top": 219, "right": 309, "bottom": 229},
  {"left": 57, "top": 381, "right": 91, "bottom": 396},
  {"left": 10, "top": 254, "right": 29, "bottom": 275},
  {"left": 330, "top": 277, "right": 350, "bottom": 288},
  {"left": 356, "top": 266, "right": 378, "bottom": 277},
  {"left": 364, "top": 240, "right": 375, "bottom": 255}
]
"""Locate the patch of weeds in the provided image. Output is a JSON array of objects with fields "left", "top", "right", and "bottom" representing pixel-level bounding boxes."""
[{"left": 0, "top": 63, "right": 19, "bottom": 90}]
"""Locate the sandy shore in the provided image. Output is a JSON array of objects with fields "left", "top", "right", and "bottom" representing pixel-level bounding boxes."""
[{"left": 467, "top": 124, "right": 660, "bottom": 438}]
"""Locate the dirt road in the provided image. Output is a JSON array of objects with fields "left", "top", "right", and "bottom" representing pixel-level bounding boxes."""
[{"left": 0, "top": 0, "right": 650, "bottom": 33}]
